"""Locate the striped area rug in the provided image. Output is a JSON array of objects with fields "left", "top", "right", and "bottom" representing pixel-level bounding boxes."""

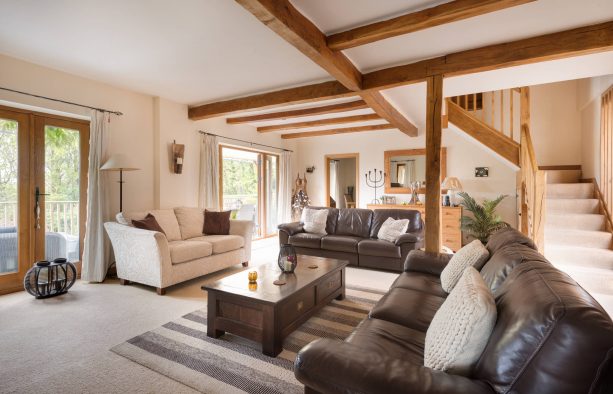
[{"left": 111, "top": 286, "right": 384, "bottom": 394}]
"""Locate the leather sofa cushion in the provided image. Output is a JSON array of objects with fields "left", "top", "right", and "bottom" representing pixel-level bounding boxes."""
[
  {"left": 169, "top": 240, "right": 212, "bottom": 264},
  {"left": 370, "top": 287, "right": 445, "bottom": 332},
  {"left": 474, "top": 262, "right": 613, "bottom": 394},
  {"left": 289, "top": 233, "right": 324, "bottom": 249},
  {"left": 392, "top": 272, "right": 447, "bottom": 298},
  {"left": 370, "top": 209, "right": 422, "bottom": 238},
  {"left": 190, "top": 235, "right": 244, "bottom": 254},
  {"left": 305, "top": 206, "right": 339, "bottom": 235},
  {"left": 321, "top": 235, "right": 363, "bottom": 253},
  {"left": 335, "top": 208, "right": 373, "bottom": 238},
  {"left": 174, "top": 207, "right": 204, "bottom": 239},
  {"left": 480, "top": 243, "right": 549, "bottom": 293},
  {"left": 358, "top": 239, "right": 401, "bottom": 258},
  {"left": 486, "top": 227, "right": 536, "bottom": 254},
  {"left": 346, "top": 318, "right": 425, "bottom": 364}
]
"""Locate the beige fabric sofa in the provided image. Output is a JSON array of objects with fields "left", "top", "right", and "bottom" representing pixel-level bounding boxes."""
[{"left": 104, "top": 207, "right": 254, "bottom": 295}]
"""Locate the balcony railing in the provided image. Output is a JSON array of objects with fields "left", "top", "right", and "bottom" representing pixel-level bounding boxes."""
[{"left": 0, "top": 201, "right": 79, "bottom": 235}]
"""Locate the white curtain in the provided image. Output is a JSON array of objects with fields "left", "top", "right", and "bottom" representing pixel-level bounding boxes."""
[
  {"left": 330, "top": 160, "right": 342, "bottom": 208},
  {"left": 82, "top": 110, "right": 111, "bottom": 282},
  {"left": 406, "top": 161, "right": 416, "bottom": 185},
  {"left": 198, "top": 134, "right": 220, "bottom": 210},
  {"left": 278, "top": 151, "right": 292, "bottom": 223}
]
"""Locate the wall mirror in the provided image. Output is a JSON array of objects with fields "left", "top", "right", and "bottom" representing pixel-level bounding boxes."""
[{"left": 384, "top": 148, "right": 447, "bottom": 194}]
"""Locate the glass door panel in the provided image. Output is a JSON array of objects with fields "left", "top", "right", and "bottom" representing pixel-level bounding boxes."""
[
  {"left": 0, "top": 118, "right": 19, "bottom": 274},
  {"left": 265, "top": 155, "right": 278, "bottom": 236}
]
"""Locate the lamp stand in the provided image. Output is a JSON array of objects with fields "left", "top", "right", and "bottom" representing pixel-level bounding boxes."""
[{"left": 119, "top": 169, "right": 124, "bottom": 212}]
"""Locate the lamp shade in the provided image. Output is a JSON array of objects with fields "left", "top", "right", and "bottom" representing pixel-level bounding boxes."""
[
  {"left": 100, "top": 154, "right": 139, "bottom": 171},
  {"left": 442, "top": 177, "right": 463, "bottom": 191}
]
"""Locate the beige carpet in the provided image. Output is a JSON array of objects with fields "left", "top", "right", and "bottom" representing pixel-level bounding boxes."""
[{"left": 0, "top": 238, "right": 397, "bottom": 393}]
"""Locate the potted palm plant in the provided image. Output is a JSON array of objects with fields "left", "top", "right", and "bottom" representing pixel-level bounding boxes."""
[{"left": 458, "top": 192, "right": 509, "bottom": 243}]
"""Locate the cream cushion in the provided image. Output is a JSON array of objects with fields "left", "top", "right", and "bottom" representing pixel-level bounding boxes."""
[
  {"left": 425, "top": 267, "right": 497, "bottom": 375},
  {"left": 440, "top": 239, "right": 489, "bottom": 292},
  {"left": 377, "top": 217, "right": 410, "bottom": 242},
  {"left": 190, "top": 235, "right": 244, "bottom": 255},
  {"left": 301, "top": 208, "right": 328, "bottom": 235},
  {"left": 174, "top": 207, "right": 205, "bottom": 240},
  {"left": 169, "top": 240, "right": 213, "bottom": 264},
  {"left": 117, "top": 211, "right": 147, "bottom": 226},
  {"left": 148, "top": 209, "right": 182, "bottom": 241}
]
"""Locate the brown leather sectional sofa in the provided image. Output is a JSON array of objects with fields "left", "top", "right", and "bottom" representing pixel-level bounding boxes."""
[
  {"left": 278, "top": 207, "right": 424, "bottom": 272},
  {"left": 294, "top": 228, "right": 613, "bottom": 394}
]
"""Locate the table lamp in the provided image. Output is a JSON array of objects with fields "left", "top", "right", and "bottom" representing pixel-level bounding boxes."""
[
  {"left": 100, "top": 154, "right": 139, "bottom": 212},
  {"left": 442, "top": 177, "right": 463, "bottom": 206}
]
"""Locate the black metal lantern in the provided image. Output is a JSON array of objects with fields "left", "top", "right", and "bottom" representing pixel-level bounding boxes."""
[
  {"left": 278, "top": 244, "right": 298, "bottom": 273},
  {"left": 24, "top": 258, "right": 76, "bottom": 298}
]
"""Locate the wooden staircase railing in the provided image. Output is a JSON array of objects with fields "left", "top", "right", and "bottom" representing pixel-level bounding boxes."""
[{"left": 449, "top": 86, "right": 546, "bottom": 251}]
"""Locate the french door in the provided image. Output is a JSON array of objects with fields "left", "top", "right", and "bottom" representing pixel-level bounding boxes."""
[
  {"left": 219, "top": 145, "right": 278, "bottom": 238},
  {"left": 0, "top": 106, "right": 88, "bottom": 295}
]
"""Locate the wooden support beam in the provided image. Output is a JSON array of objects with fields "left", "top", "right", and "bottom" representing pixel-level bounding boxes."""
[
  {"left": 281, "top": 123, "right": 394, "bottom": 139},
  {"left": 257, "top": 113, "right": 381, "bottom": 132},
  {"left": 188, "top": 81, "right": 353, "bottom": 120},
  {"left": 235, "top": 0, "right": 418, "bottom": 135},
  {"left": 362, "top": 20, "right": 613, "bottom": 91},
  {"left": 327, "top": 0, "right": 534, "bottom": 50},
  {"left": 226, "top": 100, "right": 368, "bottom": 124},
  {"left": 447, "top": 100, "right": 520, "bottom": 166},
  {"left": 425, "top": 75, "right": 443, "bottom": 253}
]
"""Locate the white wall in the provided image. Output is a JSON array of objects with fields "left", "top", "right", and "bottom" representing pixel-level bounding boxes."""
[
  {"left": 294, "top": 127, "right": 519, "bottom": 227},
  {"left": 578, "top": 75, "right": 613, "bottom": 181}
]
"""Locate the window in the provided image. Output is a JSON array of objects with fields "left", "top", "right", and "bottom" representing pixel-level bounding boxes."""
[
  {"left": 219, "top": 146, "right": 279, "bottom": 238},
  {"left": 601, "top": 86, "right": 613, "bottom": 211}
]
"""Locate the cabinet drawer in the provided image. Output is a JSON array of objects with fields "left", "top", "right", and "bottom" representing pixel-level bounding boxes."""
[
  {"left": 316, "top": 270, "right": 342, "bottom": 303},
  {"left": 279, "top": 287, "right": 315, "bottom": 328}
]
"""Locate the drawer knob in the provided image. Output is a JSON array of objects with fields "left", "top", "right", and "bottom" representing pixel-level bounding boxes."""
[{"left": 297, "top": 301, "right": 303, "bottom": 311}]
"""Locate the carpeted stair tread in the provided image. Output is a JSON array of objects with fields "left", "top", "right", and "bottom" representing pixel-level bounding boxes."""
[
  {"left": 546, "top": 198, "right": 600, "bottom": 214},
  {"left": 545, "top": 229, "right": 612, "bottom": 249},
  {"left": 545, "top": 245, "right": 613, "bottom": 271},
  {"left": 546, "top": 183, "right": 594, "bottom": 199},
  {"left": 546, "top": 213, "right": 605, "bottom": 231}
]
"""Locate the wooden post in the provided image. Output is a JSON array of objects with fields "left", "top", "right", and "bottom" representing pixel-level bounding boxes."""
[
  {"left": 425, "top": 75, "right": 443, "bottom": 253},
  {"left": 520, "top": 87, "right": 530, "bottom": 130}
]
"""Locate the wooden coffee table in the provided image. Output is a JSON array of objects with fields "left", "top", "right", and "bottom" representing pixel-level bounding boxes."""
[{"left": 202, "top": 255, "right": 348, "bottom": 356}]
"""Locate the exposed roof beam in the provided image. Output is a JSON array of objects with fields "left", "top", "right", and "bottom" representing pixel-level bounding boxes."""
[
  {"left": 188, "top": 80, "right": 353, "bottom": 120},
  {"left": 281, "top": 123, "right": 395, "bottom": 139},
  {"left": 257, "top": 113, "right": 381, "bottom": 132},
  {"left": 363, "top": 20, "right": 613, "bottom": 91},
  {"left": 360, "top": 91, "right": 418, "bottom": 136},
  {"left": 236, "top": 0, "right": 418, "bottom": 136},
  {"left": 327, "top": 0, "right": 535, "bottom": 51},
  {"left": 226, "top": 100, "right": 368, "bottom": 124}
]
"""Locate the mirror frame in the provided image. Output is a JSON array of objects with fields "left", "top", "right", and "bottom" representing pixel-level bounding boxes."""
[{"left": 384, "top": 148, "right": 447, "bottom": 194}]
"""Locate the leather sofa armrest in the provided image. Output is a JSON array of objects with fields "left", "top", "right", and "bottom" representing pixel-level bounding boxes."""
[
  {"left": 404, "top": 249, "right": 452, "bottom": 275},
  {"left": 295, "top": 339, "right": 493, "bottom": 394},
  {"left": 395, "top": 229, "right": 424, "bottom": 246},
  {"left": 278, "top": 222, "right": 304, "bottom": 237}
]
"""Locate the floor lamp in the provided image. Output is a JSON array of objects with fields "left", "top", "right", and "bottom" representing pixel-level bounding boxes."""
[{"left": 100, "top": 154, "right": 139, "bottom": 212}]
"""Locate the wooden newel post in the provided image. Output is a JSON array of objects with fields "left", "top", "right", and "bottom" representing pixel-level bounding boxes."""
[{"left": 425, "top": 75, "right": 443, "bottom": 253}]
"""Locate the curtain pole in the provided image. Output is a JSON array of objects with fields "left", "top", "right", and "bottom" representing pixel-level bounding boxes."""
[{"left": 198, "top": 130, "right": 292, "bottom": 152}]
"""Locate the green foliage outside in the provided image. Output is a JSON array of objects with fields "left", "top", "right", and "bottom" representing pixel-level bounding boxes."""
[
  {"left": 0, "top": 119, "right": 18, "bottom": 202},
  {"left": 222, "top": 157, "right": 258, "bottom": 200},
  {"left": 458, "top": 191, "right": 509, "bottom": 243}
]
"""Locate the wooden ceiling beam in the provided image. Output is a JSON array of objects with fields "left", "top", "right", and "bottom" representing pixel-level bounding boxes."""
[
  {"left": 362, "top": 20, "right": 613, "bottom": 91},
  {"left": 188, "top": 80, "right": 353, "bottom": 120},
  {"left": 235, "top": 0, "right": 418, "bottom": 136},
  {"left": 281, "top": 123, "right": 394, "bottom": 139},
  {"left": 327, "top": 0, "right": 535, "bottom": 51},
  {"left": 257, "top": 113, "right": 381, "bottom": 132},
  {"left": 226, "top": 99, "right": 368, "bottom": 124}
]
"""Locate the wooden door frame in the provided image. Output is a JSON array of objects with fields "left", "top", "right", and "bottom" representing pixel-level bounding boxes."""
[
  {"left": 0, "top": 106, "right": 89, "bottom": 295},
  {"left": 325, "top": 153, "right": 359, "bottom": 208}
]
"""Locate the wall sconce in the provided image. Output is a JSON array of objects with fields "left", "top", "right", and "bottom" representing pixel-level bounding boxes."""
[
  {"left": 172, "top": 140, "right": 185, "bottom": 174},
  {"left": 306, "top": 166, "right": 315, "bottom": 173}
]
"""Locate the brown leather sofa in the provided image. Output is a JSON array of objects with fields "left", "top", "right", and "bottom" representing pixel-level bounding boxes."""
[
  {"left": 294, "top": 228, "right": 613, "bottom": 394},
  {"left": 278, "top": 207, "right": 424, "bottom": 272}
]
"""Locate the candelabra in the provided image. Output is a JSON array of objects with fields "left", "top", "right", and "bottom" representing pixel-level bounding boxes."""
[{"left": 365, "top": 169, "right": 386, "bottom": 204}]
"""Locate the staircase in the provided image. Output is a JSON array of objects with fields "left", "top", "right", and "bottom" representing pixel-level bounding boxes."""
[{"left": 544, "top": 168, "right": 613, "bottom": 315}]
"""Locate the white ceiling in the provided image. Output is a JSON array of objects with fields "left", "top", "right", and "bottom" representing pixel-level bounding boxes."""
[{"left": 0, "top": 0, "right": 612, "bottom": 121}]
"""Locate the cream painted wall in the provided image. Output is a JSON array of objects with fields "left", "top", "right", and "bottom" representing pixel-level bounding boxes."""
[
  {"left": 530, "top": 80, "right": 582, "bottom": 166},
  {"left": 578, "top": 75, "right": 613, "bottom": 181},
  {"left": 294, "top": 127, "right": 519, "bottom": 228}
]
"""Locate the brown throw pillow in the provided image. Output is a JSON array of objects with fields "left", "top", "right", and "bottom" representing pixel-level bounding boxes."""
[
  {"left": 203, "top": 210, "right": 231, "bottom": 235},
  {"left": 132, "top": 213, "right": 166, "bottom": 235}
]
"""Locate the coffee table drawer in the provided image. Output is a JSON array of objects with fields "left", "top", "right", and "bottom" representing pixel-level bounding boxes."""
[
  {"left": 279, "top": 287, "right": 315, "bottom": 328},
  {"left": 316, "top": 270, "right": 342, "bottom": 303}
]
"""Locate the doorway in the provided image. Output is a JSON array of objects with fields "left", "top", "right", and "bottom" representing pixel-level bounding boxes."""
[
  {"left": 325, "top": 153, "right": 359, "bottom": 209},
  {"left": 0, "top": 106, "right": 89, "bottom": 295}
]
